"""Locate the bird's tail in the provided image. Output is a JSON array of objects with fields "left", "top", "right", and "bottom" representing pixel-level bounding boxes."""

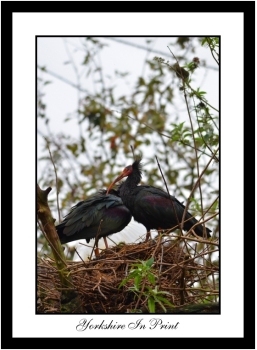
[
  {"left": 55, "top": 223, "right": 70, "bottom": 244},
  {"left": 184, "top": 216, "right": 211, "bottom": 238}
]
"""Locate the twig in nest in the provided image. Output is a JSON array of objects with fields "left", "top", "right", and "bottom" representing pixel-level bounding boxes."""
[
  {"left": 98, "top": 286, "right": 107, "bottom": 300},
  {"left": 107, "top": 236, "right": 118, "bottom": 246},
  {"left": 93, "top": 276, "right": 102, "bottom": 291},
  {"left": 90, "top": 219, "right": 104, "bottom": 259},
  {"left": 75, "top": 248, "right": 88, "bottom": 268},
  {"left": 158, "top": 244, "right": 164, "bottom": 278}
]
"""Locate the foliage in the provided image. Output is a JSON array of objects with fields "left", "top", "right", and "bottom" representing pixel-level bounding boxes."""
[{"left": 119, "top": 258, "right": 174, "bottom": 313}]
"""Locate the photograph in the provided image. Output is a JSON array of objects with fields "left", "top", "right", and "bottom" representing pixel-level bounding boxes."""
[{"left": 36, "top": 36, "right": 219, "bottom": 316}]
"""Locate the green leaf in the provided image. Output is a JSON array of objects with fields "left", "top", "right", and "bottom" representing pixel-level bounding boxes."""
[
  {"left": 134, "top": 275, "right": 141, "bottom": 290},
  {"left": 148, "top": 297, "right": 156, "bottom": 313},
  {"left": 155, "top": 296, "right": 173, "bottom": 307},
  {"left": 147, "top": 273, "right": 156, "bottom": 285},
  {"left": 146, "top": 257, "right": 154, "bottom": 267}
]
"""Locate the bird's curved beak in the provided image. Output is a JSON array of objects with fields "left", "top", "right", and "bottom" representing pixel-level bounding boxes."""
[{"left": 107, "top": 168, "right": 130, "bottom": 194}]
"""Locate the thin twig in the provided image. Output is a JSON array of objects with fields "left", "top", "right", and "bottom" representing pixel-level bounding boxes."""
[
  {"left": 181, "top": 148, "right": 219, "bottom": 233},
  {"left": 167, "top": 51, "right": 207, "bottom": 237},
  {"left": 155, "top": 156, "right": 170, "bottom": 196},
  {"left": 194, "top": 97, "right": 219, "bottom": 161},
  {"left": 155, "top": 155, "right": 184, "bottom": 236},
  {"left": 98, "top": 286, "right": 107, "bottom": 300},
  {"left": 74, "top": 248, "right": 88, "bottom": 268},
  {"left": 45, "top": 140, "right": 61, "bottom": 223},
  {"left": 90, "top": 219, "right": 104, "bottom": 260}
]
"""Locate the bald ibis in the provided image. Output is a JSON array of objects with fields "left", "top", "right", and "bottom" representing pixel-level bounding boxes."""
[
  {"left": 56, "top": 189, "right": 132, "bottom": 255},
  {"left": 107, "top": 157, "right": 211, "bottom": 240}
]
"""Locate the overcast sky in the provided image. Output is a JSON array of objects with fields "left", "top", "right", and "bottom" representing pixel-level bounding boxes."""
[{"left": 37, "top": 36, "right": 219, "bottom": 138}]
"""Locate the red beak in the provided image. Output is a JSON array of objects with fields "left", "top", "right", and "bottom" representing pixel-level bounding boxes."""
[{"left": 107, "top": 168, "right": 131, "bottom": 194}]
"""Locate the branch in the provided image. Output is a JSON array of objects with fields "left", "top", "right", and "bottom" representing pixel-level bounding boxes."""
[
  {"left": 165, "top": 302, "right": 219, "bottom": 314},
  {"left": 37, "top": 184, "right": 74, "bottom": 294}
]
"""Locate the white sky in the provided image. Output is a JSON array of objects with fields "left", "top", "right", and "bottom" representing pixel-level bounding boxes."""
[
  {"left": 37, "top": 36, "right": 219, "bottom": 141},
  {"left": 13, "top": 13, "right": 244, "bottom": 341}
]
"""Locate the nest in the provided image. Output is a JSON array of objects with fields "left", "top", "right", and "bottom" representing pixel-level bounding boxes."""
[{"left": 37, "top": 235, "right": 219, "bottom": 314}]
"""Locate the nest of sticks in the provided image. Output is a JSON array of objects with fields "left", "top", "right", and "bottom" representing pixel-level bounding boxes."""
[{"left": 37, "top": 234, "right": 219, "bottom": 314}]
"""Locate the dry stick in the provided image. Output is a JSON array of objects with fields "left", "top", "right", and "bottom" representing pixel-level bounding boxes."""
[
  {"left": 160, "top": 211, "right": 219, "bottom": 245},
  {"left": 194, "top": 97, "right": 219, "bottom": 162},
  {"left": 196, "top": 195, "right": 219, "bottom": 228},
  {"left": 160, "top": 248, "right": 219, "bottom": 276},
  {"left": 89, "top": 219, "right": 104, "bottom": 260},
  {"left": 186, "top": 98, "right": 206, "bottom": 232},
  {"left": 167, "top": 57, "right": 208, "bottom": 239},
  {"left": 189, "top": 271, "right": 217, "bottom": 287},
  {"left": 106, "top": 236, "right": 118, "bottom": 246},
  {"left": 155, "top": 156, "right": 184, "bottom": 237},
  {"left": 206, "top": 38, "right": 219, "bottom": 66},
  {"left": 159, "top": 244, "right": 164, "bottom": 278},
  {"left": 46, "top": 140, "right": 61, "bottom": 223},
  {"left": 179, "top": 254, "right": 191, "bottom": 306},
  {"left": 181, "top": 148, "right": 219, "bottom": 235},
  {"left": 98, "top": 286, "right": 107, "bottom": 300},
  {"left": 198, "top": 244, "right": 212, "bottom": 286},
  {"left": 192, "top": 250, "right": 205, "bottom": 290},
  {"left": 203, "top": 107, "right": 219, "bottom": 132},
  {"left": 183, "top": 212, "right": 219, "bottom": 238},
  {"left": 74, "top": 248, "right": 88, "bottom": 268},
  {"left": 155, "top": 156, "right": 170, "bottom": 195},
  {"left": 151, "top": 234, "right": 163, "bottom": 271}
]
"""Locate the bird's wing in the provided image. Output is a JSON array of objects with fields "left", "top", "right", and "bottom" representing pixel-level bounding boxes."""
[
  {"left": 134, "top": 187, "right": 210, "bottom": 236},
  {"left": 134, "top": 186, "right": 191, "bottom": 214},
  {"left": 132, "top": 186, "right": 192, "bottom": 226},
  {"left": 136, "top": 190, "right": 185, "bottom": 219},
  {"left": 132, "top": 185, "right": 169, "bottom": 196},
  {"left": 59, "top": 194, "right": 123, "bottom": 236}
]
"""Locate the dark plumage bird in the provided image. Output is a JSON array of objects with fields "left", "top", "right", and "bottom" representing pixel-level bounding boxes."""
[
  {"left": 56, "top": 189, "right": 132, "bottom": 255},
  {"left": 107, "top": 157, "right": 211, "bottom": 240}
]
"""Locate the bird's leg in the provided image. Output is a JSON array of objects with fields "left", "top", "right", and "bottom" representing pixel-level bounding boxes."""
[
  {"left": 145, "top": 231, "right": 152, "bottom": 242},
  {"left": 94, "top": 238, "right": 100, "bottom": 257},
  {"left": 103, "top": 236, "right": 109, "bottom": 249},
  {"left": 94, "top": 247, "right": 100, "bottom": 257}
]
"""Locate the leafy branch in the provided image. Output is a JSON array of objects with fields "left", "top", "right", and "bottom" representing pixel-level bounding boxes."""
[{"left": 119, "top": 258, "right": 174, "bottom": 313}]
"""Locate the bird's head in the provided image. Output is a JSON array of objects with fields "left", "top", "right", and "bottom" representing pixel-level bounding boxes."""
[{"left": 107, "top": 156, "right": 142, "bottom": 194}]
